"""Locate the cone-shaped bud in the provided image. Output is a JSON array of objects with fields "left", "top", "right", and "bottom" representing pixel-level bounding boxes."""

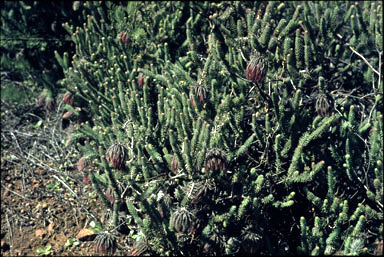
[
  {"left": 37, "top": 94, "right": 45, "bottom": 107},
  {"left": 171, "top": 154, "right": 179, "bottom": 173},
  {"left": 189, "top": 179, "right": 215, "bottom": 205},
  {"left": 171, "top": 207, "right": 195, "bottom": 233},
  {"left": 63, "top": 92, "right": 74, "bottom": 106},
  {"left": 83, "top": 172, "right": 91, "bottom": 185},
  {"left": 192, "top": 83, "right": 208, "bottom": 105},
  {"left": 62, "top": 110, "right": 74, "bottom": 119},
  {"left": 137, "top": 73, "right": 144, "bottom": 89},
  {"left": 205, "top": 148, "right": 227, "bottom": 174},
  {"left": 189, "top": 95, "right": 195, "bottom": 109},
  {"left": 315, "top": 93, "right": 333, "bottom": 117},
  {"left": 77, "top": 157, "right": 88, "bottom": 172},
  {"left": 129, "top": 239, "right": 149, "bottom": 256},
  {"left": 241, "top": 225, "right": 263, "bottom": 255},
  {"left": 106, "top": 143, "right": 127, "bottom": 170},
  {"left": 105, "top": 187, "right": 115, "bottom": 204},
  {"left": 246, "top": 53, "right": 268, "bottom": 83},
  {"left": 120, "top": 32, "right": 131, "bottom": 46},
  {"left": 45, "top": 97, "right": 55, "bottom": 111},
  {"left": 93, "top": 232, "right": 117, "bottom": 255}
]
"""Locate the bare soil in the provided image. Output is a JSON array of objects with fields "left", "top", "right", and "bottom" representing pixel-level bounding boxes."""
[{"left": 0, "top": 101, "right": 131, "bottom": 256}]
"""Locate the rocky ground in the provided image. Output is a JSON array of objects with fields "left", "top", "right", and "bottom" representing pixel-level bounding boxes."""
[{"left": 0, "top": 100, "right": 132, "bottom": 256}]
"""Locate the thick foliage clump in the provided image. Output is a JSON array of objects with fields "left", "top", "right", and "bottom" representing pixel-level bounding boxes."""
[{"left": 57, "top": 1, "right": 382, "bottom": 255}]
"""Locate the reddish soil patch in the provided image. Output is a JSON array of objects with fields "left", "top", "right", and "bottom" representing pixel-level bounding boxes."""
[{"left": 0, "top": 155, "right": 108, "bottom": 256}]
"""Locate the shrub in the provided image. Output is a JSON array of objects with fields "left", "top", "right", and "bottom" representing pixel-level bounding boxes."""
[{"left": 57, "top": 1, "right": 383, "bottom": 255}]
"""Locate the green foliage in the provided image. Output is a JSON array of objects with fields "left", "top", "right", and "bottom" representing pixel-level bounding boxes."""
[
  {"left": 1, "top": 1, "right": 84, "bottom": 106},
  {"left": 36, "top": 245, "right": 51, "bottom": 256},
  {"left": 0, "top": 79, "right": 33, "bottom": 105},
  {"left": 58, "top": 1, "right": 383, "bottom": 255}
]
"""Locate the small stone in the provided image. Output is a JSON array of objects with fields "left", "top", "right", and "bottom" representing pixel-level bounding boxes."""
[
  {"left": 34, "top": 169, "right": 46, "bottom": 175},
  {"left": 76, "top": 228, "right": 95, "bottom": 241},
  {"left": 1, "top": 240, "right": 10, "bottom": 251},
  {"left": 3, "top": 188, "right": 9, "bottom": 197}
]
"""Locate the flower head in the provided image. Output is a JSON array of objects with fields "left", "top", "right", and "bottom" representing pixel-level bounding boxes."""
[
  {"left": 191, "top": 83, "right": 208, "bottom": 106},
  {"left": 241, "top": 225, "right": 263, "bottom": 255},
  {"left": 93, "top": 232, "right": 117, "bottom": 255},
  {"left": 63, "top": 92, "right": 74, "bottom": 105},
  {"left": 205, "top": 148, "right": 227, "bottom": 173},
  {"left": 62, "top": 110, "right": 74, "bottom": 119},
  {"left": 171, "top": 207, "right": 195, "bottom": 233},
  {"left": 171, "top": 154, "right": 179, "bottom": 173},
  {"left": 83, "top": 172, "right": 91, "bottom": 185},
  {"left": 106, "top": 143, "right": 127, "bottom": 170},
  {"left": 137, "top": 73, "right": 144, "bottom": 89},
  {"left": 315, "top": 93, "right": 333, "bottom": 117},
  {"left": 105, "top": 187, "right": 115, "bottom": 204},
  {"left": 45, "top": 97, "right": 55, "bottom": 111},
  {"left": 246, "top": 53, "right": 268, "bottom": 83},
  {"left": 77, "top": 157, "right": 88, "bottom": 172},
  {"left": 129, "top": 239, "right": 150, "bottom": 256},
  {"left": 37, "top": 94, "right": 45, "bottom": 107},
  {"left": 120, "top": 32, "right": 131, "bottom": 46}
]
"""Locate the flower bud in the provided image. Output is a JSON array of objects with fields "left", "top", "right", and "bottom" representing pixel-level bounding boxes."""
[
  {"left": 246, "top": 53, "right": 268, "bottom": 83},
  {"left": 205, "top": 148, "right": 227, "bottom": 174},
  {"left": 105, "top": 187, "right": 115, "bottom": 204},
  {"left": 63, "top": 92, "right": 74, "bottom": 106},
  {"left": 83, "top": 172, "right": 91, "bottom": 185},
  {"left": 93, "top": 232, "right": 117, "bottom": 255},
  {"left": 171, "top": 207, "right": 195, "bottom": 233},
  {"left": 37, "top": 94, "right": 45, "bottom": 107},
  {"left": 137, "top": 73, "right": 144, "bottom": 89},
  {"left": 106, "top": 143, "right": 127, "bottom": 170},
  {"left": 171, "top": 154, "right": 179, "bottom": 173},
  {"left": 315, "top": 93, "right": 333, "bottom": 117},
  {"left": 77, "top": 157, "right": 88, "bottom": 172},
  {"left": 62, "top": 110, "right": 74, "bottom": 119},
  {"left": 45, "top": 98, "right": 55, "bottom": 111},
  {"left": 191, "top": 83, "right": 208, "bottom": 105},
  {"left": 120, "top": 32, "right": 131, "bottom": 46}
]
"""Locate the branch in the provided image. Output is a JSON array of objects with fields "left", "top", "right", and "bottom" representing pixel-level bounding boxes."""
[
  {"left": 0, "top": 37, "right": 70, "bottom": 42},
  {"left": 1, "top": 183, "right": 33, "bottom": 201},
  {"left": 349, "top": 46, "right": 380, "bottom": 76}
]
